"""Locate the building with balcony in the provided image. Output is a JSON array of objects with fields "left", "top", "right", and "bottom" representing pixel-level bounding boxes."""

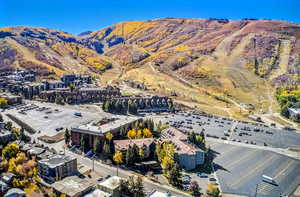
[
  {"left": 71, "top": 117, "right": 142, "bottom": 151},
  {"left": 158, "top": 127, "right": 205, "bottom": 170},
  {"left": 38, "top": 154, "right": 77, "bottom": 183}
]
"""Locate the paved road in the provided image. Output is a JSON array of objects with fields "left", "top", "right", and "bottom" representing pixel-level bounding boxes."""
[{"left": 67, "top": 151, "right": 191, "bottom": 197}]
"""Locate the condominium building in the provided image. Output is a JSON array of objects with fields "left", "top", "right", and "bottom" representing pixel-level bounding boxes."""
[
  {"left": 38, "top": 154, "right": 77, "bottom": 183},
  {"left": 159, "top": 127, "right": 205, "bottom": 170}
]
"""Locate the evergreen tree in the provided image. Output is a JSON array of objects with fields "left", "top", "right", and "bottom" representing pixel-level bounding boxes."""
[
  {"left": 129, "top": 102, "right": 138, "bottom": 114},
  {"left": 109, "top": 101, "right": 115, "bottom": 112},
  {"left": 125, "top": 146, "right": 134, "bottom": 166},
  {"left": 80, "top": 135, "right": 85, "bottom": 152},
  {"left": 5, "top": 121, "right": 12, "bottom": 131},
  {"left": 188, "top": 131, "right": 196, "bottom": 144},
  {"left": 200, "top": 130, "right": 205, "bottom": 140},
  {"left": 102, "top": 101, "right": 106, "bottom": 111},
  {"left": 156, "top": 120, "right": 162, "bottom": 132},
  {"left": 132, "top": 144, "right": 139, "bottom": 163},
  {"left": 114, "top": 100, "right": 120, "bottom": 113},
  {"left": 150, "top": 119, "right": 154, "bottom": 131},
  {"left": 103, "top": 101, "right": 110, "bottom": 112},
  {"left": 20, "top": 127, "right": 26, "bottom": 141},
  {"left": 103, "top": 140, "right": 111, "bottom": 158},
  {"left": 168, "top": 164, "right": 182, "bottom": 188},
  {"left": 0, "top": 113, "right": 3, "bottom": 122},
  {"left": 64, "top": 128, "right": 70, "bottom": 145},
  {"left": 93, "top": 137, "right": 101, "bottom": 154}
]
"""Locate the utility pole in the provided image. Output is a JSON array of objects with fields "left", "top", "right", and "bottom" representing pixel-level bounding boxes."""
[
  {"left": 117, "top": 164, "right": 119, "bottom": 176},
  {"left": 92, "top": 159, "right": 94, "bottom": 171},
  {"left": 91, "top": 155, "right": 95, "bottom": 171},
  {"left": 254, "top": 184, "right": 258, "bottom": 197}
]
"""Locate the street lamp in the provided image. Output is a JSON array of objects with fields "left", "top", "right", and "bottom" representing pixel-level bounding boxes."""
[{"left": 91, "top": 154, "right": 95, "bottom": 171}]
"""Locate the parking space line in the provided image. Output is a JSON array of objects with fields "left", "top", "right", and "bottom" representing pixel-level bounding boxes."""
[
  {"left": 214, "top": 145, "right": 240, "bottom": 160},
  {"left": 215, "top": 147, "right": 246, "bottom": 165},
  {"left": 257, "top": 160, "right": 294, "bottom": 194},
  {"left": 273, "top": 160, "right": 294, "bottom": 180},
  {"left": 274, "top": 160, "right": 296, "bottom": 184},
  {"left": 228, "top": 154, "right": 276, "bottom": 189},
  {"left": 257, "top": 182, "right": 277, "bottom": 195},
  {"left": 209, "top": 142, "right": 227, "bottom": 151},
  {"left": 223, "top": 149, "right": 260, "bottom": 170}
]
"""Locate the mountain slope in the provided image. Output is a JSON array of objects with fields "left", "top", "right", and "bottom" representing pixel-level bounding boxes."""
[
  {"left": 1, "top": 18, "right": 300, "bottom": 117},
  {"left": 0, "top": 26, "right": 115, "bottom": 78}
]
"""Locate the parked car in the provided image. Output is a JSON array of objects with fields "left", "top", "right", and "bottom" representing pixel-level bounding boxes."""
[
  {"left": 182, "top": 177, "right": 191, "bottom": 184},
  {"left": 197, "top": 173, "right": 208, "bottom": 178},
  {"left": 97, "top": 177, "right": 103, "bottom": 182},
  {"left": 209, "top": 177, "right": 217, "bottom": 182},
  {"left": 74, "top": 112, "right": 82, "bottom": 117},
  {"left": 183, "top": 185, "right": 190, "bottom": 191},
  {"left": 84, "top": 150, "right": 93, "bottom": 157},
  {"left": 55, "top": 127, "right": 63, "bottom": 131}
]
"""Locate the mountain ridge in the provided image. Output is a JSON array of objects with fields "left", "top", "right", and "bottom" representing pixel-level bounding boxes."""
[{"left": 1, "top": 18, "right": 300, "bottom": 117}]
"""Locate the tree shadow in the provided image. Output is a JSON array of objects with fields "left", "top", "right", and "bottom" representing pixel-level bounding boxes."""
[{"left": 213, "top": 162, "right": 230, "bottom": 172}]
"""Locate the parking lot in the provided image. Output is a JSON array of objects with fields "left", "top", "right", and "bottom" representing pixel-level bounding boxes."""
[
  {"left": 155, "top": 111, "right": 300, "bottom": 149},
  {"left": 209, "top": 141, "right": 300, "bottom": 197},
  {"left": 231, "top": 122, "right": 300, "bottom": 149}
]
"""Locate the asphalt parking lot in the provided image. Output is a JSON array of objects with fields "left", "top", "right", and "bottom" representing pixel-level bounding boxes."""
[
  {"left": 157, "top": 112, "right": 234, "bottom": 137},
  {"left": 209, "top": 141, "right": 300, "bottom": 197},
  {"left": 155, "top": 111, "right": 300, "bottom": 149},
  {"left": 231, "top": 122, "right": 300, "bottom": 149}
]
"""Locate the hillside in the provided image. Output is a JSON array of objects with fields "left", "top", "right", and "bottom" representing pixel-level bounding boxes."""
[
  {"left": 0, "top": 26, "right": 115, "bottom": 78},
  {"left": 1, "top": 18, "right": 300, "bottom": 118}
]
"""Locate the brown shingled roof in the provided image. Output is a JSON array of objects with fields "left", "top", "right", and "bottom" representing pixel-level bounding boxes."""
[
  {"left": 159, "top": 127, "right": 204, "bottom": 155},
  {"left": 114, "top": 138, "right": 154, "bottom": 150}
]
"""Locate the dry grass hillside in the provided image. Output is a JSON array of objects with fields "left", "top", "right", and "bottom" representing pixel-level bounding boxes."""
[{"left": 1, "top": 18, "right": 300, "bottom": 117}]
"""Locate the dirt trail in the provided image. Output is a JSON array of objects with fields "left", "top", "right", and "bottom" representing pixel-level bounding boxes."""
[{"left": 270, "top": 39, "right": 291, "bottom": 81}]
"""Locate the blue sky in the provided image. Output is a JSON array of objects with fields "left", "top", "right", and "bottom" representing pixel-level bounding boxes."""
[{"left": 1, "top": 0, "right": 299, "bottom": 34}]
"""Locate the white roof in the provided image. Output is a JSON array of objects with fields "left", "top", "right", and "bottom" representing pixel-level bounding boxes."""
[
  {"left": 289, "top": 108, "right": 300, "bottom": 114},
  {"left": 76, "top": 116, "right": 141, "bottom": 134},
  {"left": 84, "top": 189, "right": 111, "bottom": 197},
  {"left": 149, "top": 191, "right": 177, "bottom": 197},
  {"left": 4, "top": 188, "right": 26, "bottom": 197},
  {"left": 99, "top": 176, "right": 123, "bottom": 190}
]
